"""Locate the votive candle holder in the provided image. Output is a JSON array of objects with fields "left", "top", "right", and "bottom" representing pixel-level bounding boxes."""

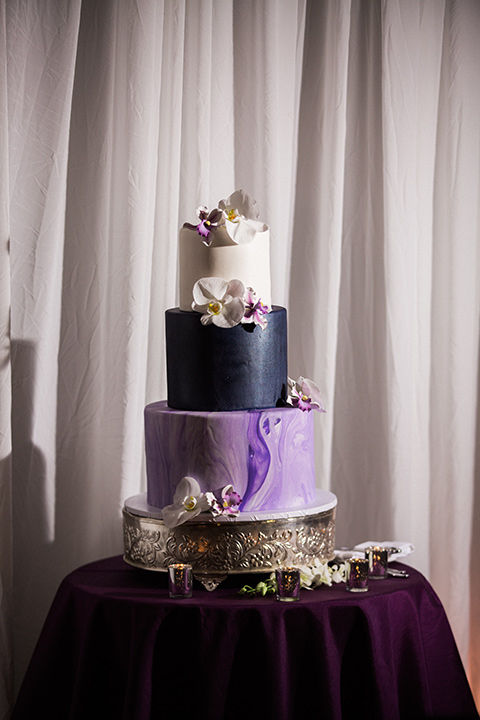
[
  {"left": 275, "top": 566, "right": 301, "bottom": 602},
  {"left": 365, "top": 546, "right": 389, "bottom": 580},
  {"left": 346, "top": 557, "right": 369, "bottom": 592},
  {"left": 168, "top": 563, "right": 193, "bottom": 598}
]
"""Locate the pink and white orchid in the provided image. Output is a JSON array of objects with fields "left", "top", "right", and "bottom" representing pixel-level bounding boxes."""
[
  {"left": 192, "top": 277, "right": 246, "bottom": 328},
  {"left": 287, "top": 376, "right": 326, "bottom": 413},
  {"left": 183, "top": 205, "right": 223, "bottom": 246},
  {"left": 242, "top": 287, "right": 270, "bottom": 330},
  {"left": 221, "top": 485, "right": 242, "bottom": 517},
  {"left": 218, "top": 190, "right": 268, "bottom": 245}
]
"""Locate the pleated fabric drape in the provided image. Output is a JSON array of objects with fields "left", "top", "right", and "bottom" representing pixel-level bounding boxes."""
[{"left": 1, "top": 0, "right": 479, "bottom": 715}]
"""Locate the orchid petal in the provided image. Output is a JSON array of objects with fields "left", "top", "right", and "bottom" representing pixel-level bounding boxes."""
[
  {"left": 224, "top": 217, "right": 267, "bottom": 245},
  {"left": 196, "top": 493, "right": 213, "bottom": 513},
  {"left": 218, "top": 191, "right": 268, "bottom": 244},
  {"left": 299, "top": 376, "right": 326, "bottom": 412},
  {"left": 163, "top": 476, "right": 216, "bottom": 528},
  {"left": 200, "top": 312, "right": 215, "bottom": 326},
  {"left": 225, "top": 278, "right": 246, "bottom": 300},
  {"left": 244, "top": 287, "right": 255, "bottom": 305},
  {"left": 172, "top": 476, "right": 201, "bottom": 504},
  {"left": 255, "top": 312, "right": 268, "bottom": 330},
  {"left": 196, "top": 205, "right": 209, "bottom": 220},
  {"left": 211, "top": 297, "right": 245, "bottom": 327},
  {"left": 207, "top": 208, "right": 223, "bottom": 224},
  {"left": 201, "top": 233, "right": 214, "bottom": 247},
  {"left": 219, "top": 190, "right": 260, "bottom": 220},
  {"left": 197, "top": 220, "right": 211, "bottom": 238},
  {"left": 162, "top": 505, "right": 194, "bottom": 528},
  {"left": 192, "top": 277, "right": 229, "bottom": 306},
  {"left": 221, "top": 484, "right": 234, "bottom": 500}
]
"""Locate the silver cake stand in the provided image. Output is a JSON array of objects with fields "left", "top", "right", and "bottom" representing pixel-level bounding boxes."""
[{"left": 123, "top": 491, "right": 337, "bottom": 590}]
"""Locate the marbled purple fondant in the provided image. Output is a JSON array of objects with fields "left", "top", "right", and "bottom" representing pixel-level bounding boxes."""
[{"left": 145, "top": 401, "right": 316, "bottom": 513}]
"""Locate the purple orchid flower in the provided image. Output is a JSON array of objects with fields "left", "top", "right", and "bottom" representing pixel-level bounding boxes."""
[
  {"left": 288, "top": 376, "right": 326, "bottom": 413},
  {"left": 183, "top": 206, "right": 223, "bottom": 246},
  {"left": 221, "top": 485, "right": 242, "bottom": 517},
  {"left": 242, "top": 287, "right": 270, "bottom": 330}
]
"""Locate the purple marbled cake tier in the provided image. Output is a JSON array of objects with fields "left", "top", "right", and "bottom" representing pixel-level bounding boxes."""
[{"left": 145, "top": 401, "right": 316, "bottom": 513}]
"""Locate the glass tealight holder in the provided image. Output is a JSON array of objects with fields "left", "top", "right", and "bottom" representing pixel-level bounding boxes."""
[
  {"left": 346, "top": 557, "right": 369, "bottom": 592},
  {"left": 168, "top": 563, "right": 193, "bottom": 598},
  {"left": 275, "top": 566, "right": 301, "bottom": 602},
  {"left": 365, "top": 546, "right": 389, "bottom": 580}
]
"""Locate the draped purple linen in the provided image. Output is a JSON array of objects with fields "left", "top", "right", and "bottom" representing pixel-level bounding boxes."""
[{"left": 12, "top": 555, "right": 478, "bottom": 720}]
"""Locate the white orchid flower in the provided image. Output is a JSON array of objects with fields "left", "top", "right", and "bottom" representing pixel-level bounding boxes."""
[
  {"left": 218, "top": 190, "right": 269, "bottom": 245},
  {"left": 162, "top": 476, "right": 213, "bottom": 528},
  {"left": 298, "top": 565, "right": 316, "bottom": 590},
  {"left": 311, "top": 559, "right": 333, "bottom": 587},
  {"left": 330, "top": 563, "right": 347, "bottom": 584},
  {"left": 192, "top": 277, "right": 246, "bottom": 328}
]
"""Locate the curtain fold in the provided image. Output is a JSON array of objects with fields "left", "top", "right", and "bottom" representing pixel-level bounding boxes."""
[
  {"left": 289, "top": 0, "right": 351, "bottom": 486},
  {"left": 5, "top": 0, "right": 83, "bottom": 714},
  {"left": 0, "top": 2, "right": 13, "bottom": 716},
  {"left": 430, "top": 0, "right": 480, "bottom": 658},
  {"left": 2, "top": 0, "right": 479, "bottom": 715}
]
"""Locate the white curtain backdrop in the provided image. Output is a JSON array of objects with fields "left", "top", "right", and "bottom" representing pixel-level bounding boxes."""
[{"left": 2, "top": 0, "right": 480, "bottom": 716}]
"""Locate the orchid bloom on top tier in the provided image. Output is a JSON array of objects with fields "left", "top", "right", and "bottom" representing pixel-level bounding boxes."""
[
  {"left": 183, "top": 206, "right": 223, "bottom": 246},
  {"left": 192, "top": 277, "right": 246, "bottom": 328},
  {"left": 218, "top": 190, "right": 269, "bottom": 245},
  {"left": 287, "top": 376, "right": 326, "bottom": 413}
]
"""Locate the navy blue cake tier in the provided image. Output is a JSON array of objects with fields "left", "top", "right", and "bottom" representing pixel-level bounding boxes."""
[{"left": 166, "top": 306, "right": 287, "bottom": 411}]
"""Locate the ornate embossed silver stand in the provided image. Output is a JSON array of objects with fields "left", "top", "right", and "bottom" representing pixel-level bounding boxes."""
[{"left": 123, "top": 492, "right": 337, "bottom": 590}]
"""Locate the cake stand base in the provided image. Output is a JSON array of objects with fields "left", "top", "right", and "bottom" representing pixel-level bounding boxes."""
[{"left": 123, "top": 492, "right": 337, "bottom": 590}]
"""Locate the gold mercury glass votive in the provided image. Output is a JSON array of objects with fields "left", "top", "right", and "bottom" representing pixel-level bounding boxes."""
[
  {"left": 365, "top": 546, "right": 389, "bottom": 579},
  {"left": 275, "top": 566, "right": 301, "bottom": 602},
  {"left": 168, "top": 563, "right": 193, "bottom": 598},
  {"left": 346, "top": 557, "right": 369, "bottom": 592}
]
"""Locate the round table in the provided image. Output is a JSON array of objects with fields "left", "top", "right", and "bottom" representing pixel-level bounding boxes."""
[{"left": 12, "top": 555, "right": 479, "bottom": 720}]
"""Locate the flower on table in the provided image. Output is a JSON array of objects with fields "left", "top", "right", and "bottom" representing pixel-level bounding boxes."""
[
  {"left": 242, "top": 287, "right": 270, "bottom": 330},
  {"left": 287, "top": 376, "right": 326, "bottom": 413},
  {"left": 192, "top": 277, "right": 246, "bottom": 328},
  {"left": 240, "top": 560, "right": 347, "bottom": 598},
  {"left": 298, "top": 565, "right": 316, "bottom": 589},
  {"left": 183, "top": 206, "right": 223, "bottom": 246},
  {"left": 218, "top": 190, "right": 268, "bottom": 245},
  {"left": 298, "top": 559, "right": 346, "bottom": 590},
  {"left": 330, "top": 563, "right": 347, "bottom": 584},
  {"left": 310, "top": 558, "right": 334, "bottom": 587},
  {"left": 162, "top": 476, "right": 215, "bottom": 529}
]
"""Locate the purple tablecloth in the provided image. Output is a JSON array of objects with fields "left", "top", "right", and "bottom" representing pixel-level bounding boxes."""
[{"left": 12, "top": 555, "right": 478, "bottom": 720}]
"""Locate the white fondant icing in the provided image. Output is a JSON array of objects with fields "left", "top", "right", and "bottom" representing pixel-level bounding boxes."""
[{"left": 178, "top": 224, "right": 271, "bottom": 311}]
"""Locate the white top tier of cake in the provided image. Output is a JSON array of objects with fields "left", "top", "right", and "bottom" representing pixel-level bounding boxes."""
[{"left": 178, "top": 224, "right": 272, "bottom": 312}]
